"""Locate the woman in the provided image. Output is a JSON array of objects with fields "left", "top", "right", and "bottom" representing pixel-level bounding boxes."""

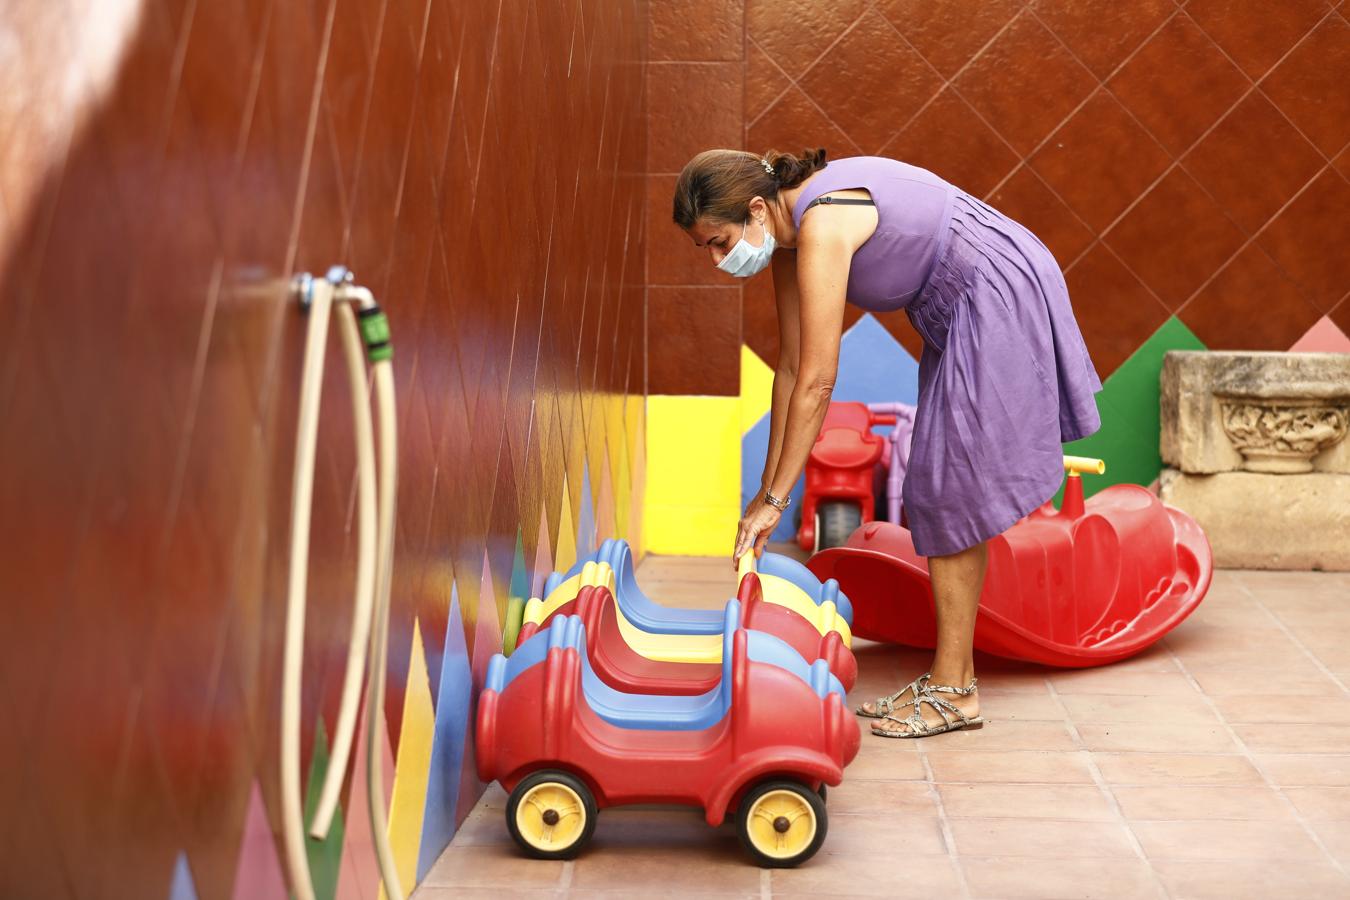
[{"left": 672, "top": 148, "right": 1102, "bottom": 739}]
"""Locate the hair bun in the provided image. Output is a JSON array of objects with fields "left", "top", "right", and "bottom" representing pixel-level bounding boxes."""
[{"left": 763, "top": 148, "right": 828, "bottom": 189}]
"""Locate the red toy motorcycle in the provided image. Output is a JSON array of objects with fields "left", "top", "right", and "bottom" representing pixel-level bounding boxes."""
[{"left": 796, "top": 402, "right": 913, "bottom": 553}]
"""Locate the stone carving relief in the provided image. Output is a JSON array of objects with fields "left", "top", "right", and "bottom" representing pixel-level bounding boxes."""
[{"left": 1218, "top": 400, "right": 1350, "bottom": 473}]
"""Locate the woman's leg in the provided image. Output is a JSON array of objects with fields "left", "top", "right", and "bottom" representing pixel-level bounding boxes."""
[{"left": 868, "top": 541, "right": 987, "bottom": 735}]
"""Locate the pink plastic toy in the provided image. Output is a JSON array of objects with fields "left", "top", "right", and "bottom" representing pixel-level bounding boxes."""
[{"left": 807, "top": 460, "right": 1213, "bottom": 667}]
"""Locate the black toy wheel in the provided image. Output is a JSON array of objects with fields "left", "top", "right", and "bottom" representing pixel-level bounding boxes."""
[
  {"left": 817, "top": 500, "right": 862, "bottom": 551},
  {"left": 736, "top": 780, "right": 828, "bottom": 867},
  {"left": 506, "top": 770, "right": 598, "bottom": 860}
]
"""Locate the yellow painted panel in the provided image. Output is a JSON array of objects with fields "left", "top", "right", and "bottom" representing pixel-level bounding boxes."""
[
  {"left": 644, "top": 395, "right": 741, "bottom": 507},
  {"left": 643, "top": 503, "right": 738, "bottom": 557},
  {"left": 381, "top": 620, "right": 435, "bottom": 900},
  {"left": 739, "top": 344, "right": 775, "bottom": 436}
]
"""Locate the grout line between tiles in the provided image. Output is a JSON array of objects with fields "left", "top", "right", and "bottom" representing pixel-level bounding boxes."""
[
  {"left": 559, "top": 858, "right": 574, "bottom": 895},
  {"left": 920, "top": 750, "right": 973, "bottom": 899},
  {"left": 760, "top": 866, "right": 771, "bottom": 899},
  {"left": 1044, "top": 677, "right": 1174, "bottom": 899},
  {"left": 1231, "top": 576, "right": 1350, "bottom": 696},
  {"left": 1164, "top": 644, "right": 1350, "bottom": 882}
]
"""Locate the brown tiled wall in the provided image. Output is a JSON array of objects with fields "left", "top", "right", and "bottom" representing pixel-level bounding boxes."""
[
  {"left": 646, "top": 0, "right": 1350, "bottom": 389},
  {"left": 0, "top": 0, "right": 645, "bottom": 896}
]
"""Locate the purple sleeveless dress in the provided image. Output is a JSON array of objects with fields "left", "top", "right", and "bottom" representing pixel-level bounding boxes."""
[{"left": 793, "top": 156, "right": 1103, "bottom": 557}]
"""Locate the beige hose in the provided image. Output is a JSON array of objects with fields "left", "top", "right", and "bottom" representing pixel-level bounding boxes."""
[
  {"left": 309, "top": 302, "right": 379, "bottom": 839},
  {"left": 280, "top": 276, "right": 333, "bottom": 900},
  {"left": 365, "top": 343, "right": 403, "bottom": 900}
]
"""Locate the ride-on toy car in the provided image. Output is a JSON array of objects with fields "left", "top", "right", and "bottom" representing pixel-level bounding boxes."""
[
  {"left": 517, "top": 568, "right": 858, "bottom": 693},
  {"left": 808, "top": 456, "right": 1213, "bottom": 667},
  {"left": 476, "top": 604, "right": 862, "bottom": 866}
]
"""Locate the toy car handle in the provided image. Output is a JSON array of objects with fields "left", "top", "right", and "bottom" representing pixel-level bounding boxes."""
[
  {"left": 1063, "top": 455, "right": 1106, "bottom": 476},
  {"left": 870, "top": 413, "right": 897, "bottom": 426}
]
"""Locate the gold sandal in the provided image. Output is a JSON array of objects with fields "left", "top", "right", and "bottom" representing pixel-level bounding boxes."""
[
  {"left": 855, "top": 673, "right": 930, "bottom": 719},
  {"left": 871, "top": 677, "right": 983, "bottom": 739}
]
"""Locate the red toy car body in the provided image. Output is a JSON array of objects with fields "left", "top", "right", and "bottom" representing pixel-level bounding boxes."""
[{"left": 797, "top": 402, "right": 895, "bottom": 553}]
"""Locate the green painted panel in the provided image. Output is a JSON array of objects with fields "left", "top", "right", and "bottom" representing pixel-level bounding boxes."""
[
  {"left": 302, "top": 720, "right": 345, "bottom": 900},
  {"left": 1053, "top": 317, "right": 1207, "bottom": 505}
]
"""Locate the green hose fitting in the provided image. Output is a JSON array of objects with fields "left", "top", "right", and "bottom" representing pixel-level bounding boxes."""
[{"left": 357, "top": 306, "right": 392, "bottom": 362}]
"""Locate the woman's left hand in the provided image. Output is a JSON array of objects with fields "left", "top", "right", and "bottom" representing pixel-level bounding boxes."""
[{"left": 733, "top": 502, "right": 782, "bottom": 569}]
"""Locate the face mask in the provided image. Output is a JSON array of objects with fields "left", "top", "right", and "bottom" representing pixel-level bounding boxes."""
[{"left": 716, "top": 215, "right": 776, "bottom": 278}]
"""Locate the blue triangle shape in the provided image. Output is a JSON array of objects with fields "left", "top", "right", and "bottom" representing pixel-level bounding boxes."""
[{"left": 417, "top": 583, "right": 474, "bottom": 882}]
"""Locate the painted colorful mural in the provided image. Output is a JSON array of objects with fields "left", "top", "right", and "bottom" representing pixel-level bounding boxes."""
[{"left": 0, "top": 0, "right": 646, "bottom": 897}]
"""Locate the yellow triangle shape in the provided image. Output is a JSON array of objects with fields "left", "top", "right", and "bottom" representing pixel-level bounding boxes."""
[
  {"left": 381, "top": 619, "right": 435, "bottom": 900},
  {"left": 555, "top": 472, "right": 578, "bottom": 573},
  {"left": 740, "top": 344, "right": 775, "bottom": 436}
]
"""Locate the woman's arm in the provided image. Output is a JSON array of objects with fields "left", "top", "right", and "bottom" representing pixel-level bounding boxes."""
[
  {"left": 734, "top": 224, "right": 851, "bottom": 563},
  {"left": 761, "top": 250, "right": 802, "bottom": 490}
]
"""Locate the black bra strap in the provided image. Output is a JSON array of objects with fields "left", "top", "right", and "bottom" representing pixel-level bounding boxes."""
[{"left": 804, "top": 195, "right": 876, "bottom": 212}]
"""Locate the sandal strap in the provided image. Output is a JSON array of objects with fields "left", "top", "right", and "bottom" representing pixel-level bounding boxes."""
[
  {"left": 874, "top": 683, "right": 975, "bottom": 736},
  {"left": 924, "top": 677, "right": 978, "bottom": 696},
  {"left": 871, "top": 673, "right": 931, "bottom": 716}
]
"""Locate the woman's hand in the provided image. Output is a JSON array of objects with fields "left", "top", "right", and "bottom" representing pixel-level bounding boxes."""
[{"left": 733, "top": 500, "right": 782, "bottom": 569}]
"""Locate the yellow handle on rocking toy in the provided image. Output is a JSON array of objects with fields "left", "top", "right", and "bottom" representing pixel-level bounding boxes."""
[{"left": 1063, "top": 455, "right": 1106, "bottom": 476}]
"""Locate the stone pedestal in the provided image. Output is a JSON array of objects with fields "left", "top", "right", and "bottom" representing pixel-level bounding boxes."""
[{"left": 1159, "top": 351, "right": 1350, "bottom": 571}]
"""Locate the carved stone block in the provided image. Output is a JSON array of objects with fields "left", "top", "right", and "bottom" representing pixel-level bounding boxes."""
[
  {"left": 1160, "top": 351, "right": 1350, "bottom": 475},
  {"left": 1158, "top": 469, "right": 1350, "bottom": 571}
]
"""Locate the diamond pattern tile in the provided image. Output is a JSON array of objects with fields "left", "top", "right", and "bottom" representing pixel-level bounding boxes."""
[
  {"left": 883, "top": 87, "right": 1020, "bottom": 199},
  {"left": 1187, "top": 0, "right": 1331, "bottom": 79},
  {"left": 1031, "top": 0, "right": 1175, "bottom": 80},
  {"left": 1180, "top": 244, "right": 1324, "bottom": 350},
  {"left": 878, "top": 0, "right": 1024, "bottom": 79},
  {"left": 1260, "top": 14, "right": 1350, "bottom": 157},
  {"left": 1256, "top": 166, "right": 1350, "bottom": 310},
  {"left": 954, "top": 13, "right": 1097, "bottom": 156},
  {"left": 797, "top": 9, "right": 942, "bottom": 155},
  {"left": 1108, "top": 13, "right": 1250, "bottom": 157}
]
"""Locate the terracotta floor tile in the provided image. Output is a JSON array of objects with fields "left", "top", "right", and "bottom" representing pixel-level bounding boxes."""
[
  {"left": 938, "top": 783, "right": 1117, "bottom": 821},
  {"left": 1047, "top": 670, "right": 1199, "bottom": 696},
  {"left": 420, "top": 842, "right": 564, "bottom": 889},
  {"left": 913, "top": 719, "right": 1077, "bottom": 752},
  {"left": 1312, "top": 819, "right": 1350, "bottom": 863},
  {"left": 947, "top": 817, "right": 1138, "bottom": 858},
  {"left": 1283, "top": 786, "right": 1350, "bottom": 821},
  {"left": 824, "top": 778, "right": 939, "bottom": 817},
  {"left": 1058, "top": 693, "right": 1220, "bottom": 725},
  {"left": 446, "top": 808, "right": 517, "bottom": 846},
  {"left": 1112, "top": 785, "right": 1295, "bottom": 822},
  {"left": 1152, "top": 859, "right": 1350, "bottom": 899},
  {"left": 1132, "top": 819, "right": 1325, "bottom": 861},
  {"left": 1093, "top": 753, "right": 1264, "bottom": 786},
  {"left": 1256, "top": 754, "right": 1350, "bottom": 786},
  {"left": 824, "top": 812, "right": 949, "bottom": 856},
  {"left": 771, "top": 852, "right": 962, "bottom": 896},
  {"left": 587, "top": 807, "right": 729, "bottom": 850},
  {"left": 1213, "top": 695, "right": 1350, "bottom": 724},
  {"left": 843, "top": 743, "right": 929, "bottom": 778},
  {"left": 1076, "top": 722, "right": 1239, "bottom": 753},
  {"left": 927, "top": 750, "right": 1096, "bottom": 784},
  {"left": 1234, "top": 724, "right": 1350, "bottom": 754},
  {"left": 971, "top": 690, "right": 1065, "bottom": 721},
  {"left": 961, "top": 857, "right": 1165, "bottom": 899},
  {"left": 1187, "top": 667, "right": 1344, "bottom": 696},
  {"left": 569, "top": 845, "right": 761, "bottom": 893}
]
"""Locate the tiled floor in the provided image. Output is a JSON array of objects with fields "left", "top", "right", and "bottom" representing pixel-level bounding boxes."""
[{"left": 418, "top": 550, "right": 1350, "bottom": 899}]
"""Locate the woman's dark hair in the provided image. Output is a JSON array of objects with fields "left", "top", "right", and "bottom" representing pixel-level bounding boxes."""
[{"left": 672, "top": 147, "right": 828, "bottom": 229}]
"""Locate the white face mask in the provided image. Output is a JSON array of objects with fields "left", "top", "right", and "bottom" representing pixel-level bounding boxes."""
[{"left": 716, "top": 215, "right": 776, "bottom": 278}]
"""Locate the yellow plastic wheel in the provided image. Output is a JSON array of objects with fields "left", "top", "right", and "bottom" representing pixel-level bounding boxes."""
[
  {"left": 506, "top": 771, "right": 596, "bottom": 859},
  {"left": 737, "top": 781, "right": 827, "bottom": 867}
]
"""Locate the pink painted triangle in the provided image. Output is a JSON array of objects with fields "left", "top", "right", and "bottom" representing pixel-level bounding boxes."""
[
  {"left": 334, "top": 692, "right": 396, "bottom": 900},
  {"left": 469, "top": 550, "right": 502, "bottom": 695},
  {"left": 1289, "top": 315, "right": 1350, "bottom": 353},
  {"left": 229, "top": 782, "right": 287, "bottom": 900}
]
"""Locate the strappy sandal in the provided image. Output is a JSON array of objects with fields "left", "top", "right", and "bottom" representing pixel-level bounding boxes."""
[
  {"left": 855, "top": 673, "right": 931, "bottom": 719},
  {"left": 871, "top": 677, "right": 983, "bottom": 739}
]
